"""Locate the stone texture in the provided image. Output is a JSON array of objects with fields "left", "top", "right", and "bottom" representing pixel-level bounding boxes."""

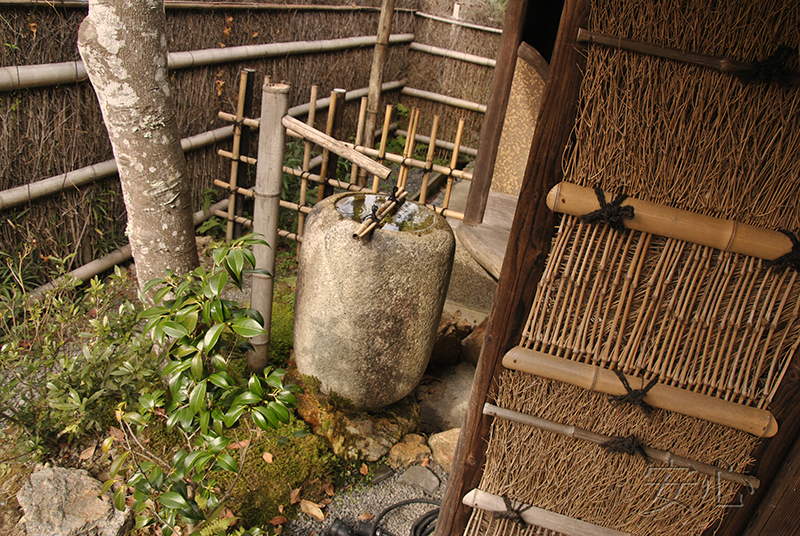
[
  {"left": 295, "top": 382, "right": 421, "bottom": 462},
  {"left": 428, "top": 428, "right": 461, "bottom": 473},
  {"left": 428, "top": 309, "right": 473, "bottom": 368},
  {"left": 387, "top": 434, "right": 432, "bottom": 469},
  {"left": 294, "top": 192, "right": 455, "bottom": 410},
  {"left": 416, "top": 362, "right": 475, "bottom": 434},
  {"left": 397, "top": 466, "right": 440, "bottom": 495},
  {"left": 461, "top": 316, "right": 488, "bottom": 367},
  {"left": 17, "top": 467, "right": 129, "bottom": 536}
]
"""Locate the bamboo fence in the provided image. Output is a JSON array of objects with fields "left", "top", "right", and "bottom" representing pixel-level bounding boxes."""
[{"left": 466, "top": 0, "right": 800, "bottom": 534}]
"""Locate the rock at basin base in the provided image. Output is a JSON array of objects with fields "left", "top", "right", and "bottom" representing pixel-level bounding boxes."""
[
  {"left": 429, "top": 428, "right": 461, "bottom": 473},
  {"left": 17, "top": 467, "right": 129, "bottom": 536}
]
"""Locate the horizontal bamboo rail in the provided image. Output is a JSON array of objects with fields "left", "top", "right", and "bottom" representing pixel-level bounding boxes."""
[
  {"left": 409, "top": 42, "right": 496, "bottom": 68},
  {"left": 483, "top": 403, "right": 760, "bottom": 490},
  {"left": 0, "top": 34, "right": 414, "bottom": 91},
  {"left": 0, "top": 0, "right": 416, "bottom": 11},
  {"left": 546, "top": 182, "right": 795, "bottom": 261},
  {"left": 396, "top": 129, "right": 478, "bottom": 156},
  {"left": 503, "top": 347, "right": 778, "bottom": 437},
  {"left": 211, "top": 209, "right": 299, "bottom": 242},
  {"left": 462, "top": 489, "right": 633, "bottom": 536},
  {"left": 31, "top": 199, "right": 228, "bottom": 298},
  {"left": 0, "top": 126, "right": 234, "bottom": 211},
  {"left": 400, "top": 87, "right": 487, "bottom": 113},
  {"left": 344, "top": 143, "right": 474, "bottom": 181},
  {"left": 414, "top": 11, "right": 503, "bottom": 34}
]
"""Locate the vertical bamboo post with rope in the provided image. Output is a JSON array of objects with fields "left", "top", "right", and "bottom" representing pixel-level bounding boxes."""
[
  {"left": 419, "top": 115, "right": 440, "bottom": 203},
  {"left": 442, "top": 118, "right": 465, "bottom": 210},
  {"left": 350, "top": 96, "right": 368, "bottom": 184},
  {"left": 373, "top": 104, "right": 394, "bottom": 192},
  {"left": 225, "top": 70, "right": 252, "bottom": 241},
  {"left": 248, "top": 81, "right": 290, "bottom": 373},
  {"left": 296, "top": 85, "right": 318, "bottom": 255},
  {"left": 233, "top": 69, "right": 257, "bottom": 239},
  {"left": 317, "top": 88, "right": 347, "bottom": 202},
  {"left": 360, "top": 0, "right": 396, "bottom": 186}
]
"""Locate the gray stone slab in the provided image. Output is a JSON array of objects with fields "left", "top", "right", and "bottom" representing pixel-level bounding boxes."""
[{"left": 397, "top": 466, "right": 440, "bottom": 496}]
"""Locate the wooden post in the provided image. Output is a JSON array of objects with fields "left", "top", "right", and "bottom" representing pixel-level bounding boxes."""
[
  {"left": 461, "top": 0, "right": 531, "bottom": 226},
  {"left": 433, "top": 0, "right": 589, "bottom": 534},
  {"left": 248, "top": 81, "right": 290, "bottom": 373},
  {"left": 233, "top": 69, "right": 257, "bottom": 239},
  {"left": 360, "top": 0, "right": 396, "bottom": 186}
]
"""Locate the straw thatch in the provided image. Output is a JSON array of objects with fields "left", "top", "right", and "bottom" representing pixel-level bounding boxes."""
[{"left": 467, "top": 0, "right": 799, "bottom": 534}]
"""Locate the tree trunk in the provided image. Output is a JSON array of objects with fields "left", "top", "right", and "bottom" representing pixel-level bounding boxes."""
[{"left": 78, "top": 0, "right": 198, "bottom": 290}]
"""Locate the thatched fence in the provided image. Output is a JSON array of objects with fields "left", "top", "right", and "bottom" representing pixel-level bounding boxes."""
[{"left": 0, "top": 0, "right": 500, "bottom": 284}]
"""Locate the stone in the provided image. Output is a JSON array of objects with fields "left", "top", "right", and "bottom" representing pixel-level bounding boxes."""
[
  {"left": 387, "top": 434, "right": 432, "bottom": 469},
  {"left": 461, "top": 316, "right": 488, "bottom": 367},
  {"left": 428, "top": 428, "right": 461, "bottom": 473},
  {"left": 17, "top": 467, "right": 129, "bottom": 536},
  {"left": 415, "top": 362, "right": 475, "bottom": 434},
  {"left": 429, "top": 310, "right": 474, "bottom": 368},
  {"left": 397, "top": 466, "right": 440, "bottom": 495},
  {"left": 293, "top": 192, "right": 456, "bottom": 410},
  {"left": 295, "top": 379, "right": 421, "bottom": 462}
]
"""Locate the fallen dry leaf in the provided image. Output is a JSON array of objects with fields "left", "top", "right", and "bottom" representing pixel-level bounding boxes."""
[
  {"left": 421, "top": 458, "right": 430, "bottom": 467},
  {"left": 79, "top": 443, "right": 96, "bottom": 460},
  {"left": 321, "top": 498, "right": 332, "bottom": 506},
  {"left": 358, "top": 513, "right": 374, "bottom": 521},
  {"left": 278, "top": 505, "right": 284, "bottom": 514},
  {"left": 109, "top": 426, "right": 124, "bottom": 440},
  {"left": 262, "top": 452, "right": 274, "bottom": 463},
  {"left": 290, "top": 488, "right": 301, "bottom": 504},
  {"left": 228, "top": 439, "right": 249, "bottom": 450},
  {"left": 252, "top": 32, "right": 259, "bottom": 38},
  {"left": 300, "top": 499, "right": 325, "bottom": 522},
  {"left": 270, "top": 516, "right": 288, "bottom": 526},
  {"left": 323, "top": 482, "right": 334, "bottom": 496},
  {"left": 359, "top": 463, "right": 369, "bottom": 476}
]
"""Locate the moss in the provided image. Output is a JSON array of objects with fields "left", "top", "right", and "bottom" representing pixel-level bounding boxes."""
[{"left": 268, "top": 281, "right": 295, "bottom": 369}]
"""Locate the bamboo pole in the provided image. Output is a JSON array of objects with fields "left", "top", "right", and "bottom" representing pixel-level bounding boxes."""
[
  {"left": 316, "top": 89, "right": 344, "bottom": 202},
  {"left": 483, "top": 403, "right": 760, "bottom": 489},
  {"left": 442, "top": 119, "right": 465, "bottom": 209},
  {"left": 409, "top": 42, "right": 496, "bottom": 68},
  {"left": 462, "top": 489, "right": 633, "bottom": 536},
  {"left": 414, "top": 11, "right": 503, "bottom": 34},
  {"left": 419, "top": 115, "right": 440, "bottom": 204},
  {"left": 0, "top": 35, "right": 414, "bottom": 92},
  {"left": 395, "top": 129, "right": 478, "bottom": 156},
  {"left": 225, "top": 71, "right": 252, "bottom": 241},
  {"left": 297, "top": 85, "right": 318, "bottom": 255},
  {"left": 503, "top": 347, "right": 778, "bottom": 437},
  {"left": 0, "top": 0, "right": 417, "bottom": 11},
  {"left": 352, "top": 189, "right": 409, "bottom": 239},
  {"left": 248, "top": 82, "right": 290, "bottom": 373},
  {"left": 343, "top": 144, "right": 473, "bottom": 180},
  {"left": 546, "top": 182, "right": 795, "bottom": 261},
  {"left": 350, "top": 97, "right": 369, "bottom": 184},
  {"left": 31, "top": 199, "right": 228, "bottom": 298},
  {"left": 289, "top": 79, "right": 405, "bottom": 117},
  {"left": 400, "top": 87, "right": 487, "bottom": 113},
  {"left": 282, "top": 115, "right": 391, "bottom": 180}
]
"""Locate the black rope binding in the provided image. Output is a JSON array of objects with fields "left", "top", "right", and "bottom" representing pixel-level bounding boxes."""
[
  {"left": 609, "top": 370, "right": 659, "bottom": 418},
  {"left": 736, "top": 45, "right": 798, "bottom": 87},
  {"left": 363, "top": 204, "right": 382, "bottom": 227},
  {"left": 601, "top": 434, "right": 650, "bottom": 463},
  {"left": 579, "top": 186, "right": 635, "bottom": 233},
  {"left": 388, "top": 186, "right": 404, "bottom": 206},
  {"left": 766, "top": 229, "right": 800, "bottom": 272},
  {"left": 494, "top": 495, "right": 529, "bottom": 526}
]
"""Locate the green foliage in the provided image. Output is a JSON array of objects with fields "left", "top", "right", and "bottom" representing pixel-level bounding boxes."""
[{"left": 105, "top": 234, "right": 305, "bottom": 535}]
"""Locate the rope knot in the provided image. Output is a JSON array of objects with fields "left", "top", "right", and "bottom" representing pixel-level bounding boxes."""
[
  {"left": 601, "top": 434, "right": 650, "bottom": 463},
  {"left": 494, "top": 495, "right": 529, "bottom": 526},
  {"left": 609, "top": 369, "right": 659, "bottom": 417},
  {"left": 766, "top": 229, "right": 800, "bottom": 272},
  {"left": 736, "top": 45, "right": 798, "bottom": 87},
  {"left": 579, "top": 186, "right": 635, "bottom": 232}
]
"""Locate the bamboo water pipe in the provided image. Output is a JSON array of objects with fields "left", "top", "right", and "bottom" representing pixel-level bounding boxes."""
[
  {"left": 503, "top": 347, "right": 778, "bottom": 437},
  {"left": 462, "top": 489, "right": 633, "bottom": 536},
  {"left": 352, "top": 189, "right": 409, "bottom": 240},
  {"left": 282, "top": 115, "right": 392, "bottom": 180},
  {"left": 484, "top": 403, "right": 760, "bottom": 489},
  {"left": 546, "top": 182, "right": 795, "bottom": 262}
]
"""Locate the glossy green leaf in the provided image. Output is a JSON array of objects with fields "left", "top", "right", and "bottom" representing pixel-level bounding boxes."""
[
  {"left": 251, "top": 407, "right": 269, "bottom": 431},
  {"left": 230, "top": 317, "right": 266, "bottom": 338},
  {"left": 189, "top": 381, "right": 207, "bottom": 414},
  {"left": 203, "top": 323, "right": 225, "bottom": 351},
  {"left": 158, "top": 491, "right": 189, "bottom": 510},
  {"left": 208, "top": 372, "right": 232, "bottom": 389},
  {"left": 190, "top": 353, "right": 203, "bottom": 381},
  {"left": 113, "top": 486, "right": 126, "bottom": 511},
  {"left": 269, "top": 400, "right": 291, "bottom": 423},
  {"left": 253, "top": 405, "right": 279, "bottom": 429},
  {"left": 215, "top": 452, "right": 238, "bottom": 473},
  {"left": 161, "top": 321, "right": 189, "bottom": 339},
  {"left": 248, "top": 375, "right": 265, "bottom": 398},
  {"left": 109, "top": 451, "right": 129, "bottom": 479}
]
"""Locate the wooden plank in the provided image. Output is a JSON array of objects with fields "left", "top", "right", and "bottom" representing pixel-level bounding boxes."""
[
  {"left": 709, "top": 352, "right": 800, "bottom": 535},
  {"left": 432, "top": 0, "right": 589, "bottom": 534},
  {"left": 462, "top": 0, "right": 529, "bottom": 226}
]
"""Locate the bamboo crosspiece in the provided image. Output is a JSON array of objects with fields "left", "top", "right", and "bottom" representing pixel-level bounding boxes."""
[{"left": 352, "top": 188, "right": 409, "bottom": 240}]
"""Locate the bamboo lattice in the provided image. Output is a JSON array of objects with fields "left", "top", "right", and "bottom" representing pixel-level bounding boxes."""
[{"left": 467, "top": 0, "right": 800, "bottom": 534}]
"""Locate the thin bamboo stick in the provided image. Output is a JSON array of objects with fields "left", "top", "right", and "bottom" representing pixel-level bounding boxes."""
[
  {"left": 419, "top": 116, "right": 440, "bottom": 204},
  {"left": 409, "top": 42, "right": 496, "bottom": 68},
  {"left": 414, "top": 11, "right": 503, "bottom": 34},
  {"left": 0, "top": 0, "right": 417, "bottom": 11},
  {"left": 350, "top": 97, "right": 368, "bottom": 184},
  {"left": 503, "top": 347, "right": 778, "bottom": 437},
  {"left": 400, "top": 87, "right": 487, "bottom": 113},
  {"left": 547, "top": 182, "right": 794, "bottom": 261},
  {"left": 224, "top": 71, "right": 251, "bottom": 241},
  {"left": 483, "top": 403, "right": 761, "bottom": 488},
  {"left": 395, "top": 129, "right": 478, "bottom": 156},
  {"left": 297, "top": 85, "right": 318, "bottom": 255},
  {"left": 462, "top": 489, "right": 633, "bottom": 536},
  {"left": 347, "top": 144, "right": 473, "bottom": 180},
  {"left": 289, "top": 80, "right": 406, "bottom": 118},
  {"left": 442, "top": 119, "right": 465, "bottom": 210}
]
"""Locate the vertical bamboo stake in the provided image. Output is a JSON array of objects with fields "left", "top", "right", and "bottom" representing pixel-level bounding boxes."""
[
  {"left": 233, "top": 69, "right": 257, "bottom": 239},
  {"left": 398, "top": 109, "right": 419, "bottom": 190},
  {"left": 373, "top": 104, "right": 393, "bottom": 192},
  {"left": 361, "top": 0, "right": 396, "bottom": 186},
  {"left": 442, "top": 119, "right": 464, "bottom": 209},
  {"left": 317, "top": 89, "right": 345, "bottom": 203},
  {"left": 225, "top": 70, "right": 252, "bottom": 241},
  {"left": 248, "top": 81, "right": 290, "bottom": 373},
  {"left": 296, "top": 85, "right": 318, "bottom": 255},
  {"left": 350, "top": 97, "right": 368, "bottom": 184},
  {"left": 419, "top": 115, "right": 439, "bottom": 203}
]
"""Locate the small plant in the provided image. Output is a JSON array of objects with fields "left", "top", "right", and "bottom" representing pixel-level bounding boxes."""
[{"left": 104, "top": 234, "right": 304, "bottom": 535}]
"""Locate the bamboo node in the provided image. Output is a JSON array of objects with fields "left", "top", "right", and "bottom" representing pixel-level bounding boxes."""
[
  {"left": 609, "top": 370, "right": 659, "bottom": 418},
  {"left": 765, "top": 229, "right": 800, "bottom": 272},
  {"left": 600, "top": 434, "right": 650, "bottom": 463},
  {"left": 578, "top": 186, "right": 635, "bottom": 233},
  {"left": 736, "top": 45, "right": 798, "bottom": 86}
]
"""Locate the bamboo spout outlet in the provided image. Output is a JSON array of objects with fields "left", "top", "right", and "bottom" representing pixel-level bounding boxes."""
[
  {"left": 503, "top": 347, "right": 778, "bottom": 438},
  {"left": 546, "top": 182, "right": 794, "bottom": 261}
]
